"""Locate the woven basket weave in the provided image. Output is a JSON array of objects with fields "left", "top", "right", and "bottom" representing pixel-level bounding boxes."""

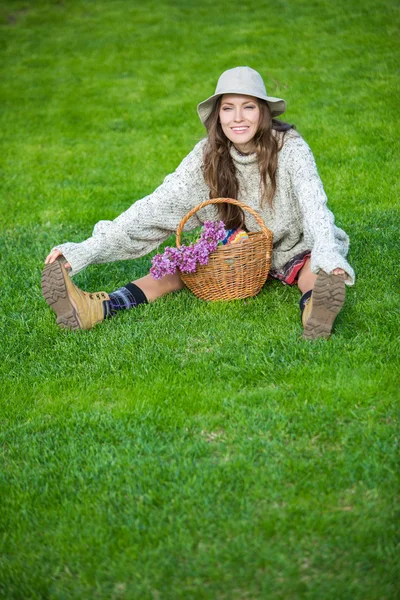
[{"left": 176, "top": 198, "right": 273, "bottom": 301}]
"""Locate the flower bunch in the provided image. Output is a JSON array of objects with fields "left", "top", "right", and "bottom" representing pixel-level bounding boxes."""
[{"left": 150, "top": 220, "right": 226, "bottom": 280}]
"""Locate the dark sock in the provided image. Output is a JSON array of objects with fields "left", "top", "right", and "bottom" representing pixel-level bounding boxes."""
[
  {"left": 103, "top": 283, "right": 148, "bottom": 318},
  {"left": 299, "top": 289, "right": 312, "bottom": 313}
]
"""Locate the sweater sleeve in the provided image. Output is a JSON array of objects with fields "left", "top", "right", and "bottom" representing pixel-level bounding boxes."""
[
  {"left": 54, "top": 140, "right": 210, "bottom": 276},
  {"left": 286, "top": 137, "right": 355, "bottom": 285}
]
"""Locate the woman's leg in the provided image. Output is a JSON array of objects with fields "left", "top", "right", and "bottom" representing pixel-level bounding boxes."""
[
  {"left": 133, "top": 273, "right": 185, "bottom": 302},
  {"left": 42, "top": 261, "right": 185, "bottom": 331},
  {"left": 297, "top": 258, "right": 317, "bottom": 294},
  {"left": 102, "top": 272, "right": 184, "bottom": 318}
]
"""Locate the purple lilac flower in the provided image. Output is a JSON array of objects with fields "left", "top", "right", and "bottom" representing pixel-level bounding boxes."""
[{"left": 150, "top": 220, "right": 226, "bottom": 279}]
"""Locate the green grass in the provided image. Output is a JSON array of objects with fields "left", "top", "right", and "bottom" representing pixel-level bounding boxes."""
[{"left": 1, "top": 1, "right": 399, "bottom": 598}]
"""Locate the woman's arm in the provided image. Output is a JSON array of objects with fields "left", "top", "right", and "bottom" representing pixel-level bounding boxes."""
[
  {"left": 47, "top": 140, "right": 209, "bottom": 276},
  {"left": 286, "top": 137, "right": 355, "bottom": 285}
]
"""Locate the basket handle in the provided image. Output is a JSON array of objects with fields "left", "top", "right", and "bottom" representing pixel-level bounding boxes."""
[{"left": 176, "top": 198, "right": 271, "bottom": 248}]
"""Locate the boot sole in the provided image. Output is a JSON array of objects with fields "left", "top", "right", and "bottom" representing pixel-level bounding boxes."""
[
  {"left": 42, "top": 262, "right": 82, "bottom": 330},
  {"left": 303, "top": 271, "right": 345, "bottom": 340}
]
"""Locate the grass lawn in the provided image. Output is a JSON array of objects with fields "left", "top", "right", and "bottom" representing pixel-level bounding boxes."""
[{"left": 1, "top": 0, "right": 399, "bottom": 598}]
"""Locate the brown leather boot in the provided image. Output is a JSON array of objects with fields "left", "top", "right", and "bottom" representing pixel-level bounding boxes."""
[
  {"left": 42, "top": 261, "right": 109, "bottom": 330},
  {"left": 302, "top": 271, "right": 346, "bottom": 340}
]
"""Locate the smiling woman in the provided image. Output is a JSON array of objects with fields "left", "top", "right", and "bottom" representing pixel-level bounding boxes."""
[
  {"left": 201, "top": 83, "right": 292, "bottom": 231},
  {"left": 42, "top": 66, "right": 355, "bottom": 340},
  {"left": 219, "top": 95, "right": 261, "bottom": 153}
]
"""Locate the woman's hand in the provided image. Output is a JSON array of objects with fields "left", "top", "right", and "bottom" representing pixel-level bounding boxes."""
[
  {"left": 45, "top": 249, "right": 71, "bottom": 270},
  {"left": 332, "top": 268, "right": 346, "bottom": 278}
]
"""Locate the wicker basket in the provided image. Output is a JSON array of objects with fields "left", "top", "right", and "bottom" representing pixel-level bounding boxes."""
[{"left": 176, "top": 198, "right": 273, "bottom": 301}]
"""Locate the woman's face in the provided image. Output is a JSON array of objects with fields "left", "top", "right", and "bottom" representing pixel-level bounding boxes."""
[{"left": 219, "top": 94, "right": 260, "bottom": 153}]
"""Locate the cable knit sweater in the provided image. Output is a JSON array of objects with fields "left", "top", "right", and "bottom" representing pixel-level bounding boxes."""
[{"left": 55, "top": 131, "right": 355, "bottom": 285}]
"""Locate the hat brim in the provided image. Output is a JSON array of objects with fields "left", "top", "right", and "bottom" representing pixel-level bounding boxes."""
[{"left": 197, "top": 91, "right": 286, "bottom": 125}]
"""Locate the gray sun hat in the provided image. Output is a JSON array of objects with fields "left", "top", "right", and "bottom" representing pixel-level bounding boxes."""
[{"left": 197, "top": 66, "right": 286, "bottom": 126}]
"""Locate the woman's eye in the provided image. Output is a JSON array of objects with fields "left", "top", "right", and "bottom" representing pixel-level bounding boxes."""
[
  {"left": 245, "top": 105, "right": 256, "bottom": 109},
  {"left": 222, "top": 107, "right": 232, "bottom": 111}
]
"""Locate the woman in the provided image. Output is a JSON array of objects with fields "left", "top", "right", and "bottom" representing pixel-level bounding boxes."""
[{"left": 43, "top": 66, "right": 355, "bottom": 339}]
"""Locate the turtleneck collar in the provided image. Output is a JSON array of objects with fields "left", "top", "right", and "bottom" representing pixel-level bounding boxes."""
[{"left": 229, "top": 144, "right": 258, "bottom": 166}]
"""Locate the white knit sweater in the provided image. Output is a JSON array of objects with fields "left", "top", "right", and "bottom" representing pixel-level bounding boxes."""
[{"left": 55, "top": 131, "right": 355, "bottom": 285}]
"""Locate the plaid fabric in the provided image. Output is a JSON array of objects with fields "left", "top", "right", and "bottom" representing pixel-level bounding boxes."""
[
  {"left": 103, "top": 283, "right": 148, "bottom": 318},
  {"left": 103, "top": 287, "right": 138, "bottom": 318},
  {"left": 269, "top": 250, "right": 311, "bottom": 285},
  {"left": 109, "top": 287, "right": 138, "bottom": 310}
]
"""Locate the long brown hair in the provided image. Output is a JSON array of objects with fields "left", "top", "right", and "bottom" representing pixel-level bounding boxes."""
[{"left": 202, "top": 96, "right": 295, "bottom": 228}]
